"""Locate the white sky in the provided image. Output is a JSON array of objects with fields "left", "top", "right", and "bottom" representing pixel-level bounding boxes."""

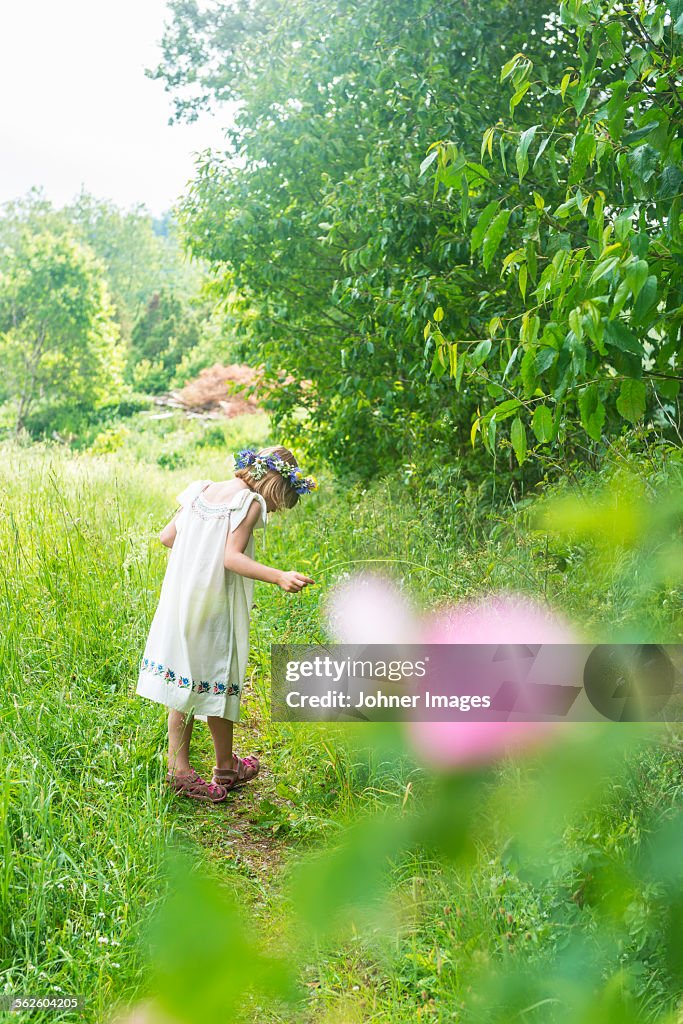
[{"left": 0, "top": 0, "right": 228, "bottom": 216}]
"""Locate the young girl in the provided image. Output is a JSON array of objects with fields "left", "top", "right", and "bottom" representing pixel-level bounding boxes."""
[{"left": 136, "top": 445, "right": 317, "bottom": 803}]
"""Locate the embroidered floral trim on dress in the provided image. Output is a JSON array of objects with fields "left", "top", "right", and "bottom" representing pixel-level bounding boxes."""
[
  {"left": 191, "top": 491, "right": 237, "bottom": 520},
  {"left": 141, "top": 657, "right": 240, "bottom": 696}
]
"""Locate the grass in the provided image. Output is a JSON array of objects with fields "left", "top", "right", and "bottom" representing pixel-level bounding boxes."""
[{"left": 0, "top": 415, "right": 682, "bottom": 1022}]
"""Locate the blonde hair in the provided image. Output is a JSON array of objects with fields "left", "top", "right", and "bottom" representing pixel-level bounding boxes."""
[{"left": 234, "top": 445, "right": 300, "bottom": 511}]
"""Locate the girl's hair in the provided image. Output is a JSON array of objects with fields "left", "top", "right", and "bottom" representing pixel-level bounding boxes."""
[{"left": 235, "top": 445, "right": 300, "bottom": 510}]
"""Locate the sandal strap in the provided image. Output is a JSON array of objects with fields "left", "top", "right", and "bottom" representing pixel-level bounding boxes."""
[
  {"left": 168, "top": 768, "right": 226, "bottom": 800},
  {"left": 212, "top": 768, "right": 239, "bottom": 789},
  {"left": 216, "top": 755, "right": 259, "bottom": 782}
]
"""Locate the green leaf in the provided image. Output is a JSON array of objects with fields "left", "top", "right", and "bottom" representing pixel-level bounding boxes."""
[
  {"left": 516, "top": 124, "right": 539, "bottom": 182},
  {"left": 554, "top": 196, "right": 577, "bottom": 219},
  {"left": 419, "top": 149, "right": 439, "bottom": 177},
  {"left": 570, "top": 84, "right": 590, "bottom": 115},
  {"left": 578, "top": 383, "right": 606, "bottom": 441},
  {"left": 533, "top": 134, "right": 551, "bottom": 170},
  {"left": 470, "top": 339, "right": 492, "bottom": 366},
  {"left": 487, "top": 415, "right": 497, "bottom": 453},
  {"left": 589, "top": 255, "right": 621, "bottom": 286},
  {"left": 569, "top": 132, "right": 596, "bottom": 185},
  {"left": 499, "top": 135, "right": 507, "bottom": 174},
  {"left": 482, "top": 210, "right": 511, "bottom": 270},
  {"left": 501, "top": 53, "right": 524, "bottom": 82},
  {"left": 518, "top": 263, "right": 528, "bottom": 300},
  {"left": 622, "top": 122, "right": 660, "bottom": 146},
  {"left": 535, "top": 347, "right": 557, "bottom": 374},
  {"left": 670, "top": 196, "right": 682, "bottom": 245},
  {"left": 656, "top": 378, "right": 680, "bottom": 400},
  {"left": 607, "top": 80, "right": 628, "bottom": 141},
  {"left": 510, "top": 415, "right": 527, "bottom": 465},
  {"left": 658, "top": 165, "right": 683, "bottom": 201},
  {"left": 609, "top": 279, "right": 631, "bottom": 321},
  {"left": 510, "top": 82, "right": 530, "bottom": 116},
  {"left": 470, "top": 201, "right": 499, "bottom": 253},
  {"left": 625, "top": 259, "right": 648, "bottom": 301},
  {"left": 520, "top": 347, "right": 537, "bottom": 397},
  {"left": 481, "top": 126, "right": 495, "bottom": 161},
  {"left": 430, "top": 346, "right": 446, "bottom": 378},
  {"left": 604, "top": 321, "right": 643, "bottom": 356},
  {"left": 455, "top": 350, "right": 466, "bottom": 391},
  {"left": 448, "top": 342, "right": 458, "bottom": 376},
  {"left": 633, "top": 275, "right": 657, "bottom": 324},
  {"left": 616, "top": 378, "right": 646, "bottom": 423},
  {"left": 532, "top": 404, "right": 554, "bottom": 443},
  {"left": 487, "top": 398, "right": 523, "bottom": 421},
  {"left": 433, "top": 306, "right": 444, "bottom": 322},
  {"left": 628, "top": 144, "right": 659, "bottom": 184},
  {"left": 503, "top": 346, "right": 519, "bottom": 380},
  {"left": 460, "top": 172, "right": 470, "bottom": 227},
  {"left": 569, "top": 307, "right": 584, "bottom": 341},
  {"left": 520, "top": 312, "right": 540, "bottom": 346}
]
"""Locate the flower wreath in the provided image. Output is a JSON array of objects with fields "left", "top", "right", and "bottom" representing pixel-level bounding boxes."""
[{"left": 233, "top": 448, "right": 318, "bottom": 495}]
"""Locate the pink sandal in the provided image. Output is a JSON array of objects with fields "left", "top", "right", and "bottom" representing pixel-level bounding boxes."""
[
  {"left": 211, "top": 754, "right": 260, "bottom": 791},
  {"left": 166, "top": 768, "right": 228, "bottom": 803}
]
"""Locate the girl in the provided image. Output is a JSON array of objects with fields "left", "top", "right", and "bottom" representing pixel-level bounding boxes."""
[{"left": 136, "top": 445, "right": 317, "bottom": 803}]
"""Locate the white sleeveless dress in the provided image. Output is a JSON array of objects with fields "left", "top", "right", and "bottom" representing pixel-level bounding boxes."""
[{"left": 136, "top": 480, "right": 268, "bottom": 723}]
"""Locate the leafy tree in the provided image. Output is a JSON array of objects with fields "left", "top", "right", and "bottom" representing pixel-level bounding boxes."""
[
  {"left": 422, "top": 0, "right": 683, "bottom": 466},
  {"left": 154, "top": 0, "right": 682, "bottom": 483},
  {"left": 66, "top": 192, "right": 202, "bottom": 341},
  {"left": 151, "top": 0, "right": 584, "bottom": 483},
  {"left": 0, "top": 228, "right": 124, "bottom": 434},
  {"left": 129, "top": 290, "right": 202, "bottom": 393}
]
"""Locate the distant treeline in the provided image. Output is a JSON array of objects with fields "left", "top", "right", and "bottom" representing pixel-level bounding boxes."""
[{"left": 0, "top": 191, "right": 236, "bottom": 437}]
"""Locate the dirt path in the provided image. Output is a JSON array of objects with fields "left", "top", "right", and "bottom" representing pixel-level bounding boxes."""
[{"left": 175, "top": 708, "right": 296, "bottom": 894}]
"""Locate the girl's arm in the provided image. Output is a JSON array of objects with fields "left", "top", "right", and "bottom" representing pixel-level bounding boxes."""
[
  {"left": 224, "top": 500, "right": 315, "bottom": 593},
  {"left": 159, "top": 509, "right": 180, "bottom": 548}
]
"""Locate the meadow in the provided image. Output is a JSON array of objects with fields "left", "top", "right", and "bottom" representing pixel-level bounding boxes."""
[{"left": 1, "top": 410, "right": 682, "bottom": 1024}]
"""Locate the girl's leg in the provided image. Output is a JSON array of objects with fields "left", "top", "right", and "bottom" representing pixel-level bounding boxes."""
[
  {"left": 168, "top": 709, "right": 194, "bottom": 776},
  {"left": 206, "top": 716, "right": 235, "bottom": 771}
]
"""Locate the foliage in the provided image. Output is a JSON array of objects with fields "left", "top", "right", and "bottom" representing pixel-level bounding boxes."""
[
  {"left": 0, "top": 192, "right": 232, "bottom": 436},
  {"left": 423, "top": 0, "right": 683, "bottom": 465},
  {"left": 152, "top": 0, "right": 683, "bottom": 483},
  {"left": 1, "top": 433, "right": 682, "bottom": 1022},
  {"left": 170, "top": 304, "right": 245, "bottom": 388},
  {"left": 0, "top": 227, "right": 124, "bottom": 433},
  {"left": 129, "top": 290, "right": 201, "bottom": 393},
  {"left": 153, "top": 0, "right": 560, "bottom": 481},
  {"left": 65, "top": 192, "right": 202, "bottom": 340}
]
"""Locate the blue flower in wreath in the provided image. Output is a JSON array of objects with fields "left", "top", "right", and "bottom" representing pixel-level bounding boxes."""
[{"left": 180, "top": 676, "right": 190, "bottom": 688}]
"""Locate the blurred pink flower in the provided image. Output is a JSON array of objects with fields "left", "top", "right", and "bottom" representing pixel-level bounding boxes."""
[
  {"left": 324, "top": 570, "right": 420, "bottom": 644},
  {"left": 325, "top": 572, "right": 580, "bottom": 770},
  {"left": 423, "top": 591, "right": 576, "bottom": 646},
  {"left": 411, "top": 591, "right": 577, "bottom": 768}
]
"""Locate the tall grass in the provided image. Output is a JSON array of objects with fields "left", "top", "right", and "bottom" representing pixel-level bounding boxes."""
[{"left": 1, "top": 424, "right": 681, "bottom": 1022}]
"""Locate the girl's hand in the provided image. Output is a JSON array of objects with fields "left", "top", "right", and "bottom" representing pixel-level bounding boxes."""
[{"left": 277, "top": 570, "right": 316, "bottom": 593}]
